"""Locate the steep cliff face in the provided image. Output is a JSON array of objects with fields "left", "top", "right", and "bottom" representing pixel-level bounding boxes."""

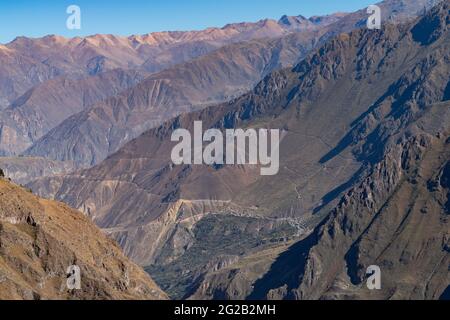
[
  {"left": 246, "top": 103, "right": 450, "bottom": 300},
  {"left": 0, "top": 178, "right": 167, "bottom": 300}
]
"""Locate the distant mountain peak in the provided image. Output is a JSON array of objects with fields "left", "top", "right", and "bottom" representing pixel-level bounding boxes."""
[
  {"left": 278, "top": 14, "right": 310, "bottom": 26},
  {"left": 278, "top": 12, "right": 349, "bottom": 29}
]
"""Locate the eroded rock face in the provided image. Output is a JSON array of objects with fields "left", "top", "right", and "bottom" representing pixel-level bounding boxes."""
[
  {"left": 275, "top": 124, "right": 449, "bottom": 300},
  {"left": 242, "top": 3, "right": 450, "bottom": 300},
  {"left": 187, "top": 104, "right": 450, "bottom": 301},
  {"left": 0, "top": 178, "right": 167, "bottom": 300}
]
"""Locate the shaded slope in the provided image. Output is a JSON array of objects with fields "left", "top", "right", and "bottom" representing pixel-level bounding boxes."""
[
  {"left": 207, "top": 2, "right": 450, "bottom": 300},
  {"left": 247, "top": 100, "right": 450, "bottom": 300}
]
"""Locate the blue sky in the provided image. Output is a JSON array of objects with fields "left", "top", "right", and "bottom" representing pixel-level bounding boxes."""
[{"left": 0, "top": 0, "right": 376, "bottom": 44}]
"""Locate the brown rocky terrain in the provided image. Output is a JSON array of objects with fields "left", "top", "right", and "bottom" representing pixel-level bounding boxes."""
[
  {"left": 287, "top": 103, "right": 450, "bottom": 300},
  {"left": 22, "top": 0, "right": 442, "bottom": 167},
  {"left": 198, "top": 102, "right": 450, "bottom": 300},
  {"left": 192, "top": 2, "right": 450, "bottom": 300},
  {"left": 29, "top": 0, "right": 450, "bottom": 299},
  {"left": 0, "top": 177, "right": 167, "bottom": 300}
]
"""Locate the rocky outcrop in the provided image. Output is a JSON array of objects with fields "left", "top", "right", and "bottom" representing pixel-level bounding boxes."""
[{"left": 0, "top": 177, "right": 167, "bottom": 300}]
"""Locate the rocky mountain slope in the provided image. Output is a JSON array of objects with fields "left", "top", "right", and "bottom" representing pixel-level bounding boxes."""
[
  {"left": 0, "top": 13, "right": 344, "bottom": 110},
  {"left": 29, "top": 0, "right": 450, "bottom": 299},
  {"left": 0, "top": 69, "right": 147, "bottom": 155},
  {"left": 193, "top": 127, "right": 450, "bottom": 300},
  {"left": 0, "top": 177, "right": 167, "bottom": 300},
  {"left": 0, "top": 157, "right": 75, "bottom": 185},
  {"left": 23, "top": 33, "right": 317, "bottom": 166},
  {"left": 201, "top": 98, "right": 450, "bottom": 300},
  {"left": 0, "top": 12, "right": 347, "bottom": 157},
  {"left": 22, "top": 0, "right": 442, "bottom": 168},
  {"left": 268, "top": 102, "right": 450, "bottom": 300},
  {"left": 0, "top": 45, "right": 57, "bottom": 110}
]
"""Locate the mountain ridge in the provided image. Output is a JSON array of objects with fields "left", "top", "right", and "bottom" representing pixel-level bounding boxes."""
[
  {"left": 21, "top": 0, "right": 443, "bottom": 168},
  {"left": 0, "top": 177, "right": 168, "bottom": 300}
]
